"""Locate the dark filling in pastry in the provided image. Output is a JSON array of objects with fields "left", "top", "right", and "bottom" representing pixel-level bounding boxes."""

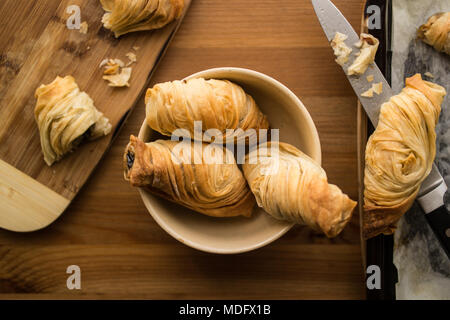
[
  {"left": 126, "top": 151, "right": 135, "bottom": 170},
  {"left": 70, "top": 125, "right": 95, "bottom": 151}
]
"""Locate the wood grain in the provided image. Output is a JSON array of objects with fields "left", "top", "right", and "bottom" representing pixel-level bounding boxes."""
[
  {"left": 0, "top": 159, "right": 69, "bottom": 232},
  {"left": 0, "top": 0, "right": 366, "bottom": 299},
  {"left": 0, "top": 0, "right": 190, "bottom": 200}
]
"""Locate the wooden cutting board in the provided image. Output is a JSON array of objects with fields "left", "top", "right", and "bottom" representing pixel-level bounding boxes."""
[{"left": 0, "top": 0, "right": 191, "bottom": 232}]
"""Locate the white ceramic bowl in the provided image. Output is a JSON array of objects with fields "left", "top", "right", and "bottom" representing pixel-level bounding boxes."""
[{"left": 138, "top": 67, "right": 321, "bottom": 254}]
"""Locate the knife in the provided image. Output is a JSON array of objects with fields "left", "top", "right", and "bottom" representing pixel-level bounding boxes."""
[{"left": 312, "top": 0, "right": 450, "bottom": 259}]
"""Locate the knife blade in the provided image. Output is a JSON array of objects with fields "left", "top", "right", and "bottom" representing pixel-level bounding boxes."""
[{"left": 312, "top": 0, "right": 450, "bottom": 258}]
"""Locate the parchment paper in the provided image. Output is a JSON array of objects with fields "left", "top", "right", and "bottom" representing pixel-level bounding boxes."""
[{"left": 391, "top": 0, "right": 450, "bottom": 300}]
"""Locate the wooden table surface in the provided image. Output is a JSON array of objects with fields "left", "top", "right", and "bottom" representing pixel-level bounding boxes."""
[{"left": 0, "top": 0, "right": 366, "bottom": 299}]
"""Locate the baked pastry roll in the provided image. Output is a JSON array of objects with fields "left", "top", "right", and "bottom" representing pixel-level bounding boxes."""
[
  {"left": 35, "top": 76, "right": 112, "bottom": 166},
  {"left": 145, "top": 78, "right": 269, "bottom": 143},
  {"left": 100, "top": 0, "right": 184, "bottom": 38},
  {"left": 417, "top": 12, "right": 450, "bottom": 55},
  {"left": 242, "top": 142, "right": 357, "bottom": 237},
  {"left": 363, "top": 74, "right": 446, "bottom": 239},
  {"left": 124, "top": 135, "right": 256, "bottom": 217}
]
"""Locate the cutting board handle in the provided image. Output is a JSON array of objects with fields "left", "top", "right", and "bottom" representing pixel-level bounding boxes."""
[{"left": 0, "top": 159, "right": 69, "bottom": 232}]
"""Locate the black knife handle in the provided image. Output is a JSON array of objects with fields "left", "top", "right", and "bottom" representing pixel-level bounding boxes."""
[{"left": 425, "top": 205, "right": 450, "bottom": 259}]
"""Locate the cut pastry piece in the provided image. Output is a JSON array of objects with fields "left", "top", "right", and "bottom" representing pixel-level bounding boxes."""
[
  {"left": 417, "top": 12, "right": 450, "bottom": 55},
  {"left": 100, "top": 0, "right": 185, "bottom": 38},
  {"left": 124, "top": 136, "right": 256, "bottom": 217},
  {"left": 242, "top": 142, "right": 357, "bottom": 238},
  {"left": 145, "top": 78, "right": 269, "bottom": 143},
  {"left": 363, "top": 74, "right": 446, "bottom": 239},
  {"left": 34, "top": 75, "right": 112, "bottom": 166},
  {"left": 331, "top": 32, "right": 352, "bottom": 66},
  {"left": 348, "top": 33, "right": 379, "bottom": 75}
]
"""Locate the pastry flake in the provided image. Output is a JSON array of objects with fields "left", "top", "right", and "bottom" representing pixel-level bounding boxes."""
[
  {"left": 417, "top": 12, "right": 450, "bottom": 55},
  {"left": 125, "top": 52, "right": 137, "bottom": 66},
  {"left": 372, "top": 82, "right": 382, "bottom": 95},
  {"left": 123, "top": 136, "right": 256, "bottom": 217},
  {"left": 366, "top": 75, "right": 374, "bottom": 82},
  {"left": 103, "top": 67, "right": 132, "bottom": 87},
  {"left": 363, "top": 74, "right": 446, "bottom": 238},
  {"left": 34, "top": 75, "right": 112, "bottom": 166},
  {"left": 361, "top": 88, "right": 374, "bottom": 98},
  {"left": 348, "top": 33, "right": 379, "bottom": 75},
  {"left": 362, "top": 82, "right": 382, "bottom": 98},
  {"left": 242, "top": 142, "right": 357, "bottom": 238},
  {"left": 331, "top": 32, "right": 352, "bottom": 66},
  {"left": 99, "top": 59, "right": 109, "bottom": 68},
  {"left": 145, "top": 78, "right": 269, "bottom": 143},
  {"left": 103, "top": 61, "right": 120, "bottom": 75},
  {"left": 101, "top": 0, "right": 185, "bottom": 38}
]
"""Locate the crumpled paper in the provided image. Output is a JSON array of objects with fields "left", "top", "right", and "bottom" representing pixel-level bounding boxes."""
[{"left": 391, "top": 0, "right": 450, "bottom": 300}]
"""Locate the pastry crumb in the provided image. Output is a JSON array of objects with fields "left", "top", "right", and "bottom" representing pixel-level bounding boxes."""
[
  {"left": 79, "top": 21, "right": 88, "bottom": 34},
  {"left": 111, "top": 58, "right": 125, "bottom": 68},
  {"left": 125, "top": 52, "right": 137, "bottom": 66},
  {"left": 361, "top": 88, "right": 374, "bottom": 98},
  {"left": 99, "top": 59, "right": 109, "bottom": 68},
  {"left": 100, "top": 57, "right": 131, "bottom": 87},
  {"left": 132, "top": 46, "right": 140, "bottom": 51},
  {"left": 362, "top": 82, "right": 382, "bottom": 98},
  {"left": 331, "top": 32, "right": 352, "bottom": 66},
  {"left": 424, "top": 71, "right": 434, "bottom": 78},
  {"left": 366, "top": 75, "right": 374, "bottom": 82},
  {"left": 103, "top": 61, "right": 120, "bottom": 75},
  {"left": 103, "top": 67, "right": 132, "bottom": 87},
  {"left": 372, "top": 82, "right": 382, "bottom": 95}
]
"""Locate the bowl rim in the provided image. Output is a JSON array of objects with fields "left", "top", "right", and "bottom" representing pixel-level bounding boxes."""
[{"left": 137, "top": 67, "right": 322, "bottom": 254}]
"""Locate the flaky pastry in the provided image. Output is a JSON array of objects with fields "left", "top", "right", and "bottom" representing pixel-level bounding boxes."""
[
  {"left": 348, "top": 33, "right": 379, "bottom": 75},
  {"left": 417, "top": 12, "right": 450, "bottom": 55},
  {"left": 243, "top": 142, "right": 356, "bottom": 237},
  {"left": 34, "top": 76, "right": 111, "bottom": 166},
  {"left": 124, "top": 136, "right": 256, "bottom": 217},
  {"left": 363, "top": 74, "right": 446, "bottom": 238},
  {"left": 145, "top": 78, "right": 269, "bottom": 143},
  {"left": 100, "top": 0, "right": 184, "bottom": 38}
]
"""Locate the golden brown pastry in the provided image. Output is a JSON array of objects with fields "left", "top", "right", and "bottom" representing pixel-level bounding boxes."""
[
  {"left": 331, "top": 32, "right": 352, "bottom": 66},
  {"left": 348, "top": 33, "right": 379, "bottom": 76},
  {"left": 145, "top": 78, "right": 269, "bottom": 143},
  {"left": 100, "top": 0, "right": 184, "bottom": 38},
  {"left": 242, "top": 142, "right": 357, "bottom": 237},
  {"left": 35, "top": 76, "right": 112, "bottom": 166},
  {"left": 363, "top": 74, "right": 446, "bottom": 239},
  {"left": 417, "top": 12, "right": 450, "bottom": 55},
  {"left": 124, "top": 135, "right": 256, "bottom": 217}
]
